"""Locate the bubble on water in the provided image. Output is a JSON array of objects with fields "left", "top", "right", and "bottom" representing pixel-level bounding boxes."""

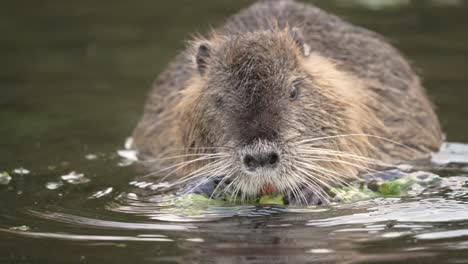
[
  {"left": 117, "top": 160, "right": 133, "bottom": 167},
  {"left": 13, "top": 168, "right": 30, "bottom": 174},
  {"left": 149, "top": 182, "right": 171, "bottom": 190},
  {"left": 117, "top": 141, "right": 138, "bottom": 166},
  {"left": 9, "top": 225, "right": 30, "bottom": 231},
  {"left": 129, "top": 181, "right": 169, "bottom": 190},
  {"left": 61, "top": 171, "right": 90, "bottom": 185},
  {"left": 46, "top": 181, "right": 64, "bottom": 190},
  {"left": 130, "top": 181, "right": 153, "bottom": 189},
  {"left": 117, "top": 149, "right": 138, "bottom": 167},
  {"left": 89, "top": 187, "right": 113, "bottom": 199},
  {"left": 85, "top": 154, "right": 97, "bottom": 160},
  {"left": 117, "top": 150, "right": 138, "bottom": 162},
  {"left": 396, "top": 164, "right": 413, "bottom": 171},
  {"left": 0, "top": 171, "right": 12, "bottom": 185},
  {"left": 124, "top": 137, "right": 134, "bottom": 150}
]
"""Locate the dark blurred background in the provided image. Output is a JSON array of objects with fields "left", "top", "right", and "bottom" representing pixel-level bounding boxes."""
[
  {"left": 1, "top": 0, "right": 468, "bottom": 169},
  {"left": 1, "top": 2, "right": 468, "bottom": 263}
]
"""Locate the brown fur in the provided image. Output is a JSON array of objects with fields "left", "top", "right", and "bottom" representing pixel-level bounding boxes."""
[{"left": 132, "top": 0, "right": 442, "bottom": 203}]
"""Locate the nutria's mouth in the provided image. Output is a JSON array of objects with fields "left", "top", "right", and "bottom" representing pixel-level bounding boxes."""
[{"left": 190, "top": 174, "right": 328, "bottom": 205}]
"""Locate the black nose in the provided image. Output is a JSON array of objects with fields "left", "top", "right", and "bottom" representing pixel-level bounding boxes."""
[{"left": 243, "top": 152, "right": 280, "bottom": 171}]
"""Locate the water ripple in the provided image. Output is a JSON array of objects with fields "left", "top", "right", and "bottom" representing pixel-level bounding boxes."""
[
  {"left": 307, "top": 198, "right": 468, "bottom": 227},
  {"left": 27, "top": 211, "right": 196, "bottom": 231}
]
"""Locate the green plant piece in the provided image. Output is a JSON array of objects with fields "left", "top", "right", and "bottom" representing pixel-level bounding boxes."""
[{"left": 258, "top": 194, "right": 285, "bottom": 205}]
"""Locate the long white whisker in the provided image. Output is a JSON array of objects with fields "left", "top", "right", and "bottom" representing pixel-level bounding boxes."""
[
  {"left": 288, "top": 171, "right": 309, "bottom": 205},
  {"left": 299, "top": 161, "right": 356, "bottom": 188},
  {"left": 179, "top": 161, "right": 232, "bottom": 195},
  {"left": 139, "top": 153, "right": 229, "bottom": 164},
  {"left": 140, "top": 154, "right": 226, "bottom": 179},
  {"left": 293, "top": 168, "right": 330, "bottom": 204},
  {"left": 295, "top": 157, "right": 376, "bottom": 174},
  {"left": 171, "top": 159, "right": 229, "bottom": 187},
  {"left": 210, "top": 168, "right": 237, "bottom": 199},
  {"left": 294, "top": 164, "right": 337, "bottom": 192},
  {"left": 299, "top": 147, "right": 383, "bottom": 164},
  {"left": 294, "top": 133, "right": 411, "bottom": 151},
  {"left": 142, "top": 155, "right": 225, "bottom": 181}
]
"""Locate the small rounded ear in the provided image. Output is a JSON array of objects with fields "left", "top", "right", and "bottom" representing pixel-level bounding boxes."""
[
  {"left": 291, "top": 27, "right": 311, "bottom": 57},
  {"left": 196, "top": 42, "right": 211, "bottom": 75}
]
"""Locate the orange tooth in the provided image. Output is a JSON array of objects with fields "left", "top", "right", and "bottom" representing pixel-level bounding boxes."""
[{"left": 259, "top": 184, "right": 276, "bottom": 195}]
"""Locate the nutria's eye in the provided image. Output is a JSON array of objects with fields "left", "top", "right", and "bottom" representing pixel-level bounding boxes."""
[{"left": 289, "top": 83, "right": 300, "bottom": 101}]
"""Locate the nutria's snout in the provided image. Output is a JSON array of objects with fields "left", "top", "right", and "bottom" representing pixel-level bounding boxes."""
[
  {"left": 239, "top": 141, "right": 282, "bottom": 174},
  {"left": 243, "top": 151, "right": 280, "bottom": 171}
]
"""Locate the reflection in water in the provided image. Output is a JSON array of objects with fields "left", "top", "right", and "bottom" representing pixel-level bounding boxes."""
[
  {"left": 1, "top": 143, "right": 468, "bottom": 263},
  {"left": 26, "top": 211, "right": 196, "bottom": 231},
  {"left": 308, "top": 198, "right": 468, "bottom": 226},
  {"left": 416, "top": 229, "right": 468, "bottom": 240},
  {"left": 1, "top": 229, "right": 174, "bottom": 242}
]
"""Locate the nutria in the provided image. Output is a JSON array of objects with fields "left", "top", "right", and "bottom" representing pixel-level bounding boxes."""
[{"left": 132, "top": 0, "right": 442, "bottom": 204}]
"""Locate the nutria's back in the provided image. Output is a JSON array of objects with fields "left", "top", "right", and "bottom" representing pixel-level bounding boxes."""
[{"left": 132, "top": 0, "right": 441, "bottom": 203}]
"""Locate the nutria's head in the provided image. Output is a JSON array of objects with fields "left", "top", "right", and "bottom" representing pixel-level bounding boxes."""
[{"left": 172, "top": 28, "right": 380, "bottom": 203}]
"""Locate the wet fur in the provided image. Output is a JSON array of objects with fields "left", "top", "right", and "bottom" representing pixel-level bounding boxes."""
[{"left": 132, "top": 0, "right": 442, "bottom": 203}]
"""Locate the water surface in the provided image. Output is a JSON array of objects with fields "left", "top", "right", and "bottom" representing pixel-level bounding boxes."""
[{"left": 2, "top": 0, "right": 468, "bottom": 263}]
